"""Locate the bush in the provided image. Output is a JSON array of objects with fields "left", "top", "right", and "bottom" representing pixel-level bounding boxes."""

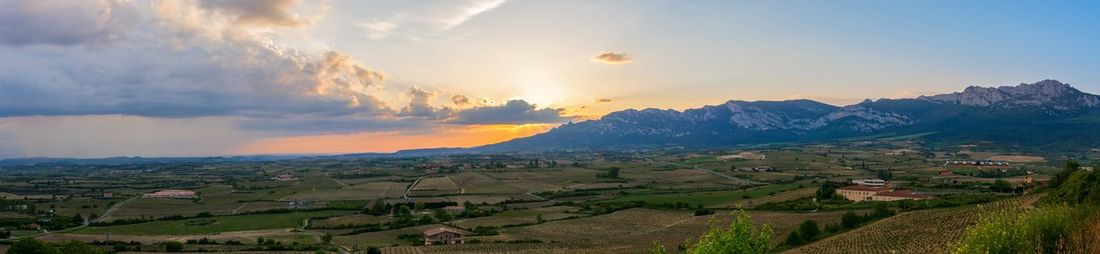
[
  {"left": 164, "top": 241, "right": 184, "bottom": 252},
  {"left": 654, "top": 210, "right": 772, "bottom": 253},
  {"left": 953, "top": 205, "right": 1088, "bottom": 254},
  {"left": 7, "top": 238, "right": 59, "bottom": 254}
]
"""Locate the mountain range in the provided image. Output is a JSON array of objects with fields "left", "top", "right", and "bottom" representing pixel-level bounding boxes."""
[{"left": 474, "top": 80, "right": 1100, "bottom": 152}]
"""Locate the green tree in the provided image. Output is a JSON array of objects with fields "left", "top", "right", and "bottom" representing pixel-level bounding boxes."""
[
  {"left": 7, "top": 238, "right": 60, "bottom": 254},
  {"left": 369, "top": 198, "right": 386, "bottom": 215},
  {"left": 396, "top": 205, "right": 412, "bottom": 217},
  {"left": 784, "top": 231, "right": 803, "bottom": 246},
  {"left": 798, "top": 220, "right": 820, "bottom": 241},
  {"left": 990, "top": 179, "right": 1014, "bottom": 193},
  {"left": 815, "top": 182, "right": 838, "bottom": 200},
  {"left": 655, "top": 210, "right": 772, "bottom": 253},
  {"left": 164, "top": 241, "right": 184, "bottom": 252},
  {"left": 876, "top": 170, "right": 894, "bottom": 180},
  {"left": 840, "top": 211, "right": 861, "bottom": 229},
  {"left": 431, "top": 208, "right": 452, "bottom": 222},
  {"left": 58, "top": 241, "right": 103, "bottom": 254},
  {"left": 322, "top": 233, "right": 333, "bottom": 244}
]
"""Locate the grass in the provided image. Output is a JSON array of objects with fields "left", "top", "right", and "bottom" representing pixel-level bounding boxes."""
[
  {"left": 600, "top": 183, "right": 801, "bottom": 207},
  {"left": 74, "top": 210, "right": 352, "bottom": 235}
]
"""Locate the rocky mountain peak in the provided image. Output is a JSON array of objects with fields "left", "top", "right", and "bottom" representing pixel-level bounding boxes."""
[{"left": 919, "top": 79, "right": 1093, "bottom": 108}]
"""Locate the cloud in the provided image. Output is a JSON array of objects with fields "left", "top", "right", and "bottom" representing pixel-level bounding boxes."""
[
  {"left": 447, "top": 100, "right": 569, "bottom": 125},
  {"left": 595, "top": 98, "right": 613, "bottom": 103},
  {"left": 438, "top": 0, "right": 507, "bottom": 30},
  {"left": 356, "top": 0, "right": 507, "bottom": 39},
  {"left": 0, "top": 1, "right": 389, "bottom": 119},
  {"left": 196, "top": 0, "right": 309, "bottom": 27},
  {"left": 592, "top": 52, "right": 631, "bottom": 64},
  {"left": 0, "top": 0, "right": 138, "bottom": 47},
  {"left": 358, "top": 20, "right": 399, "bottom": 39},
  {"left": 397, "top": 87, "right": 453, "bottom": 119},
  {"left": 452, "top": 94, "right": 472, "bottom": 106}
]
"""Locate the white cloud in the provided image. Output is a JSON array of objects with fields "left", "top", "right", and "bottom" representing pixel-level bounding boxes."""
[{"left": 354, "top": 0, "right": 507, "bottom": 39}]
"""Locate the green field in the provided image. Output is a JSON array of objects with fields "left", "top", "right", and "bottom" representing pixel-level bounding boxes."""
[
  {"left": 75, "top": 210, "right": 352, "bottom": 235},
  {"left": 600, "top": 183, "right": 801, "bottom": 207}
]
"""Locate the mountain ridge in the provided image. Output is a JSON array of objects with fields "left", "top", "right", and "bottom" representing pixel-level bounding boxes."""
[{"left": 474, "top": 79, "right": 1100, "bottom": 152}]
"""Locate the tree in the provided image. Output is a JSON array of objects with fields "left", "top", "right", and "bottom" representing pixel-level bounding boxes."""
[
  {"left": 877, "top": 170, "right": 894, "bottom": 180},
  {"left": 321, "top": 233, "right": 333, "bottom": 244},
  {"left": 367, "top": 246, "right": 383, "bottom": 254},
  {"left": 654, "top": 210, "right": 772, "bottom": 253},
  {"left": 431, "top": 209, "right": 452, "bottom": 222},
  {"left": 816, "top": 182, "right": 838, "bottom": 200},
  {"left": 396, "top": 205, "right": 412, "bottom": 217},
  {"left": 59, "top": 241, "right": 104, "bottom": 254},
  {"left": 369, "top": 198, "right": 386, "bottom": 215},
  {"left": 798, "top": 220, "right": 820, "bottom": 241},
  {"left": 7, "top": 238, "right": 60, "bottom": 254},
  {"left": 164, "top": 241, "right": 184, "bottom": 252},
  {"left": 784, "top": 231, "right": 803, "bottom": 246},
  {"left": 990, "top": 179, "right": 1014, "bottom": 193},
  {"left": 841, "top": 211, "right": 861, "bottom": 229}
]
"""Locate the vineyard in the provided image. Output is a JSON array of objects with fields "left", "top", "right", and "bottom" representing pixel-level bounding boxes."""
[
  {"left": 785, "top": 194, "right": 1042, "bottom": 254},
  {"left": 378, "top": 243, "right": 606, "bottom": 254}
]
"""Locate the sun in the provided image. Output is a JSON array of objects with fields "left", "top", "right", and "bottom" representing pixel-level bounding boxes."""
[{"left": 513, "top": 68, "right": 567, "bottom": 107}]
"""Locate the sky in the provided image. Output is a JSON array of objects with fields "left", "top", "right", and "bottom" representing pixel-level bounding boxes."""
[{"left": 1, "top": 0, "right": 1099, "bottom": 158}]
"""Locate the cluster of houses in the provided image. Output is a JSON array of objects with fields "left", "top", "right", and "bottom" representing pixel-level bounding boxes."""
[
  {"left": 142, "top": 189, "right": 197, "bottom": 199},
  {"left": 835, "top": 179, "right": 932, "bottom": 202},
  {"left": 273, "top": 173, "right": 298, "bottom": 181},
  {"left": 733, "top": 166, "right": 776, "bottom": 173},
  {"left": 944, "top": 160, "right": 1011, "bottom": 168}
]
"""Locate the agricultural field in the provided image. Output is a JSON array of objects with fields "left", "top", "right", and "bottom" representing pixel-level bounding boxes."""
[
  {"left": 0, "top": 141, "right": 1071, "bottom": 253},
  {"left": 75, "top": 210, "right": 352, "bottom": 235},
  {"left": 786, "top": 195, "right": 1042, "bottom": 254},
  {"left": 600, "top": 183, "right": 802, "bottom": 208}
]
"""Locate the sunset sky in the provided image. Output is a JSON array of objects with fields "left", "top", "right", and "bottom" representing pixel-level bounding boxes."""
[{"left": 2, "top": 0, "right": 1100, "bottom": 158}]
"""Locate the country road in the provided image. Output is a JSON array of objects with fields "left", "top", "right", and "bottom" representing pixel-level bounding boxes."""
[
  {"left": 2, "top": 196, "right": 136, "bottom": 242},
  {"left": 403, "top": 176, "right": 425, "bottom": 201}
]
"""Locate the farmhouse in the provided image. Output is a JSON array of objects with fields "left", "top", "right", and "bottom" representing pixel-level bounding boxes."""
[
  {"left": 837, "top": 185, "right": 931, "bottom": 202},
  {"left": 423, "top": 227, "right": 464, "bottom": 245},
  {"left": 142, "top": 189, "right": 197, "bottom": 199},
  {"left": 836, "top": 185, "right": 887, "bottom": 201}
]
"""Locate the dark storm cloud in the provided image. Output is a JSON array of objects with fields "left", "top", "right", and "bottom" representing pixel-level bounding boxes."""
[{"left": 447, "top": 100, "right": 569, "bottom": 125}]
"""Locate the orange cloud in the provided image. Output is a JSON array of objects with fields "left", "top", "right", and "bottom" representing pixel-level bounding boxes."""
[{"left": 235, "top": 123, "right": 554, "bottom": 154}]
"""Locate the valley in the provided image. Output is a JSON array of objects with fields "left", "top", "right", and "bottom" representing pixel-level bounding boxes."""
[{"left": 0, "top": 139, "right": 1078, "bottom": 253}]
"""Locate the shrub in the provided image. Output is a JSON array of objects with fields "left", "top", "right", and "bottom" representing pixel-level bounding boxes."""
[
  {"left": 655, "top": 210, "right": 772, "bottom": 253},
  {"left": 952, "top": 205, "right": 1084, "bottom": 254}
]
